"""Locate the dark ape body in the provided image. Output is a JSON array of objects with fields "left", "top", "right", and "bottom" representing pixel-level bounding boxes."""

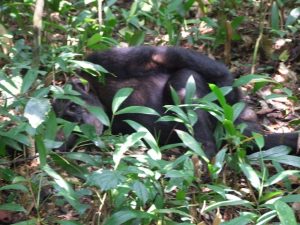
[{"left": 53, "top": 46, "right": 299, "bottom": 157}]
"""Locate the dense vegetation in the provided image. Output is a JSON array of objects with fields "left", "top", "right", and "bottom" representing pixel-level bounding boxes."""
[{"left": 0, "top": 0, "right": 300, "bottom": 224}]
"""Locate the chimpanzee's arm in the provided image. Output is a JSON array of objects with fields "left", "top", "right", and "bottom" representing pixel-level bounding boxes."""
[
  {"left": 86, "top": 46, "right": 233, "bottom": 87},
  {"left": 86, "top": 46, "right": 237, "bottom": 103}
]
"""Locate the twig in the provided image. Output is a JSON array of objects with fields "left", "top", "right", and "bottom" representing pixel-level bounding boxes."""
[
  {"left": 251, "top": 0, "right": 265, "bottom": 74},
  {"left": 97, "top": 0, "right": 103, "bottom": 27}
]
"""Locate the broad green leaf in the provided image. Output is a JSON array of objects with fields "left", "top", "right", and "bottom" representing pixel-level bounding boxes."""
[
  {"left": 271, "top": 2, "right": 280, "bottom": 30},
  {"left": 256, "top": 210, "right": 277, "bottom": 225},
  {"left": 115, "top": 106, "right": 160, "bottom": 116},
  {"left": 277, "top": 194, "right": 300, "bottom": 203},
  {"left": 58, "top": 221, "right": 83, "bottom": 225},
  {"left": 252, "top": 132, "right": 264, "bottom": 150},
  {"left": 155, "top": 208, "right": 193, "bottom": 219},
  {"left": 221, "top": 213, "right": 255, "bottom": 225},
  {"left": 125, "top": 120, "right": 161, "bottom": 160},
  {"left": 239, "top": 162, "right": 261, "bottom": 190},
  {"left": 12, "top": 219, "right": 39, "bottom": 225},
  {"left": 209, "top": 83, "right": 227, "bottom": 108},
  {"left": 260, "top": 190, "right": 283, "bottom": 203},
  {"left": 248, "top": 145, "right": 291, "bottom": 160},
  {"left": 86, "top": 105, "right": 110, "bottom": 126},
  {"left": 165, "top": 170, "right": 188, "bottom": 178},
  {"left": 248, "top": 147, "right": 300, "bottom": 168},
  {"left": 43, "top": 164, "right": 89, "bottom": 214},
  {"left": 202, "top": 86, "right": 232, "bottom": 102},
  {"left": 65, "top": 152, "right": 101, "bottom": 167},
  {"left": 169, "top": 86, "right": 181, "bottom": 105},
  {"left": 164, "top": 105, "right": 189, "bottom": 122},
  {"left": 232, "top": 102, "right": 245, "bottom": 121},
  {"left": 132, "top": 181, "right": 149, "bottom": 205},
  {"left": 0, "top": 203, "right": 26, "bottom": 212},
  {"left": 286, "top": 7, "right": 300, "bottom": 26},
  {"left": 175, "top": 130, "right": 209, "bottom": 162},
  {"left": 87, "top": 169, "right": 124, "bottom": 191},
  {"left": 21, "top": 69, "right": 38, "bottom": 94},
  {"left": 223, "top": 105, "right": 234, "bottom": 121},
  {"left": 275, "top": 200, "right": 297, "bottom": 225},
  {"left": 69, "top": 60, "right": 108, "bottom": 73},
  {"left": 0, "top": 183, "right": 28, "bottom": 192},
  {"left": 265, "top": 170, "right": 300, "bottom": 186},
  {"left": 233, "top": 74, "right": 272, "bottom": 87},
  {"left": 184, "top": 75, "right": 196, "bottom": 104},
  {"left": 129, "top": 30, "right": 145, "bottom": 45},
  {"left": 204, "top": 199, "right": 252, "bottom": 212},
  {"left": 112, "top": 88, "right": 133, "bottom": 114},
  {"left": 214, "top": 148, "right": 227, "bottom": 175},
  {"left": 87, "top": 33, "right": 102, "bottom": 46},
  {"left": 24, "top": 97, "right": 51, "bottom": 128},
  {"left": 50, "top": 154, "right": 89, "bottom": 179},
  {"left": 104, "top": 210, "right": 154, "bottom": 225},
  {"left": 44, "top": 111, "right": 58, "bottom": 140},
  {"left": 36, "top": 135, "right": 47, "bottom": 167},
  {"left": 113, "top": 132, "right": 147, "bottom": 167}
]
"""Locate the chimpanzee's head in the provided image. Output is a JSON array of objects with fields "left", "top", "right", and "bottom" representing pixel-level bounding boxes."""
[{"left": 52, "top": 77, "right": 104, "bottom": 135}]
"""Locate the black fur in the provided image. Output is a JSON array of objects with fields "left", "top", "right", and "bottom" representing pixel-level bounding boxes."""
[{"left": 53, "top": 46, "right": 299, "bottom": 157}]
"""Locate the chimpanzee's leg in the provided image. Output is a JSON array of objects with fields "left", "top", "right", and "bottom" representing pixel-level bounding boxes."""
[{"left": 167, "top": 69, "right": 218, "bottom": 159}]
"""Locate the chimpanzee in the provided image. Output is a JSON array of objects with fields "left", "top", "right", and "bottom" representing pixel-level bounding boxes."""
[{"left": 53, "top": 46, "right": 299, "bottom": 158}]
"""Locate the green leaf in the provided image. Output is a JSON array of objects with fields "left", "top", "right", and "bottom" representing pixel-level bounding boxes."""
[
  {"left": 232, "top": 102, "right": 245, "bottom": 121},
  {"left": 204, "top": 199, "right": 252, "bottom": 212},
  {"left": 44, "top": 111, "right": 58, "bottom": 140},
  {"left": 169, "top": 86, "right": 181, "bottom": 105},
  {"left": 65, "top": 152, "right": 101, "bottom": 167},
  {"left": 202, "top": 86, "right": 232, "bottom": 102},
  {"left": 175, "top": 130, "right": 209, "bottom": 162},
  {"left": 260, "top": 190, "right": 283, "bottom": 203},
  {"left": 248, "top": 145, "right": 291, "bottom": 160},
  {"left": 24, "top": 97, "right": 51, "bottom": 128},
  {"left": 248, "top": 147, "right": 300, "bottom": 168},
  {"left": 104, "top": 210, "right": 154, "bottom": 225},
  {"left": 36, "top": 135, "right": 48, "bottom": 167},
  {"left": 115, "top": 106, "right": 160, "bottom": 116},
  {"left": 275, "top": 200, "right": 297, "bottom": 225},
  {"left": 129, "top": 30, "right": 145, "bottom": 45},
  {"left": 132, "top": 181, "right": 149, "bottom": 205},
  {"left": 277, "top": 194, "right": 300, "bottom": 203},
  {"left": 58, "top": 221, "right": 83, "bottom": 225},
  {"left": 21, "top": 69, "right": 38, "bottom": 94},
  {"left": 0, "top": 183, "right": 28, "bottom": 192},
  {"left": 43, "top": 164, "right": 88, "bottom": 214},
  {"left": 221, "top": 213, "right": 255, "bottom": 225},
  {"left": 209, "top": 83, "right": 227, "bottom": 108},
  {"left": 113, "top": 132, "right": 147, "bottom": 167},
  {"left": 155, "top": 208, "right": 193, "bottom": 219},
  {"left": 125, "top": 120, "right": 161, "bottom": 160},
  {"left": 50, "top": 154, "right": 89, "bottom": 179},
  {"left": 184, "top": 75, "right": 196, "bottom": 104},
  {"left": 69, "top": 60, "right": 108, "bottom": 73},
  {"left": 252, "top": 132, "right": 264, "bottom": 150},
  {"left": 86, "top": 105, "right": 110, "bottom": 126},
  {"left": 239, "top": 162, "right": 261, "bottom": 190},
  {"left": 10, "top": 219, "right": 39, "bottom": 225},
  {"left": 265, "top": 170, "right": 300, "bottom": 187},
  {"left": 214, "top": 148, "right": 227, "bottom": 175},
  {"left": 0, "top": 203, "right": 26, "bottom": 212},
  {"left": 87, "top": 169, "right": 124, "bottom": 191},
  {"left": 112, "top": 88, "right": 133, "bottom": 114},
  {"left": 271, "top": 2, "right": 280, "bottom": 30},
  {"left": 256, "top": 210, "right": 277, "bottom": 225},
  {"left": 233, "top": 74, "right": 272, "bottom": 87},
  {"left": 286, "top": 7, "right": 300, "bottom": 26}
]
